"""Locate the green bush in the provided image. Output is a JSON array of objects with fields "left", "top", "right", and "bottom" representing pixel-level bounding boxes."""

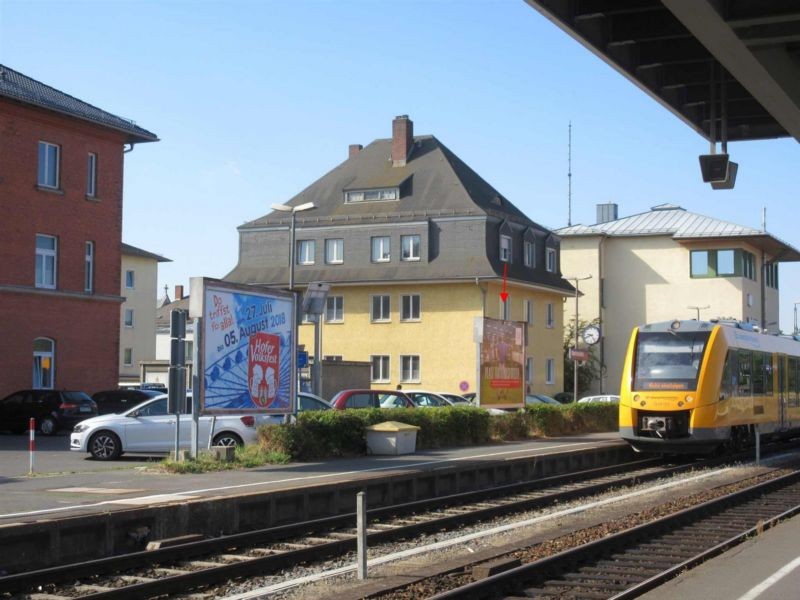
[{"left": 258, "top": 403, "right": 619, "bottom": 461}]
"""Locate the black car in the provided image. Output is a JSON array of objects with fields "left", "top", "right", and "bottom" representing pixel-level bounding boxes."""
[
  {"left": 0, "top": 389, "right": 97, "bottom": 435},
  {"left": 92, "top": 389, "right": 162, "bottom": 415}
]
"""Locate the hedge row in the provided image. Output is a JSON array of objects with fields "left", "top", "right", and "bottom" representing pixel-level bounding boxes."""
[{"left": 258, "top": 404, "right": 619, "bottom": 461}]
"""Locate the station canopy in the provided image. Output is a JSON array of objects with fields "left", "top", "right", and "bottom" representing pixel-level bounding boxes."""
[{"left": 526, "top": 0, "right": 800, "bottom": 143}]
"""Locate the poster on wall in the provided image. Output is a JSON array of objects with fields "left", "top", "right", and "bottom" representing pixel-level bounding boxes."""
[
  {"left": 479, "top": 317, "right": 525, "bottom": 409},
  {"left": 190, "top": 278, "right": 296, "bottom": 414}
]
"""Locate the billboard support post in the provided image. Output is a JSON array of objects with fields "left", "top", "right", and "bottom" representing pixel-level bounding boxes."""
[{"left": 191, "top": 317, "right": 201, "bottom": 458}]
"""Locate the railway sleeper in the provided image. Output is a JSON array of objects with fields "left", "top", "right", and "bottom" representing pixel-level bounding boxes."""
[
  {"left": 75, "top": 584, "right": 115, "bottom": 593},
  {"left": 219, "top": 553, "right": 254, "bottom": 562},
  {"left": 577, "top": 565, "right": 661, "bottom": 578},
  {"left": 562, "top": 572, "right": 645, "bottom": 584},
  {"left": 117, "top": 574, "right": 158, "bottom": 583},
  {"left": 604, "top": 557, "right": 677, "bottom": 569},
  {"left": 543, "top": 578, "right": 630, "bottom": 591}
]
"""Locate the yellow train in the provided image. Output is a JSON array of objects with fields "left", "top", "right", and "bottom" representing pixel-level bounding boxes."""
[{"left": 619, "top": 319, "right": 800, "bottom": 454}]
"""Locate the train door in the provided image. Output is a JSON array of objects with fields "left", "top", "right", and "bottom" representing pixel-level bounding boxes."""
[{"left": 778, "top": 354, "right": 787, "bottom": 430}]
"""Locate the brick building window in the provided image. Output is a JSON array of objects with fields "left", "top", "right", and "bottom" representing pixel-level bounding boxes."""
[
  {"left": 37, "top": 141, "right": 60, "bottom": 188},
  {"left": 33, "top": 337, "right": 55, "bottom": 389},
  {"left": 85, "top": 241, "right": 94, "bottom": 293},
  {"left": 87, "top": 153, "right": 97, "bottom": 197},
  {"left": 35, "top": 234, "right": 57, "bottom": 289}
]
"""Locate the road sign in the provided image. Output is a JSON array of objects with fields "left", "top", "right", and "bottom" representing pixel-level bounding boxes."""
[
  {"left": 297, "top": 350, "right": 309, "bottom": 369},
  {"left": 569, "top": 348, "right": 589, "bottom": 362}
]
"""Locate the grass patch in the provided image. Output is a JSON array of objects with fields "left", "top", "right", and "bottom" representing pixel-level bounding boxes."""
[{"left": 154, "top": 444, "right": 290, "bottom": 474}]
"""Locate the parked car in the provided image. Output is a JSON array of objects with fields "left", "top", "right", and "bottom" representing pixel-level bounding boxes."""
[
  {"left": 0, "top": 389, "right": 97, "bottom": 435},
  {"left": 92, "top": 389, "right": 162, "bottom": 415},
  {"left": 70, "top": 395, "right": 275, "bottom": 460},
  {"left": 297, "top": 392, "right": 331, "bottom": 412},
  {"left": 404, "top": 391, "right": 450, "bottom": 407},
  {"left": 525, "top": 393, "right": 563, "bottom": 407},
  {"left": 330, "top": 389, "right": 414, "bottom": 410},
  {"left": 553, "top": 391, "right": 574, "bottom": 404},
  {"left": 578, "top": 394, "right": 621, "bottom": 404},
  {"left": 438, "top": 393, "right": 473, "bottom": 405},
  {"left": 462, "top": 392, "right": 477, "bottom": 403}
]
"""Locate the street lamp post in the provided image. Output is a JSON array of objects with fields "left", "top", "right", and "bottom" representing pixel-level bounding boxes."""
[
  {"left": 564, "top": 275, "right": 592, "bottom": 400},
  {"left": 270, "top": 202, "right": 316, "bottom": 292},
  {"left": 688, "top": 305, "right": 710, "bottom": 321}
]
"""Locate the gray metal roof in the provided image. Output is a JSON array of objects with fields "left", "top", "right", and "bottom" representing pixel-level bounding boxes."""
[
  {"left": 557, "top": 204, "right": 800, "bottom": 262},
  {"left": 0, "top": 64, "right": 158, "bottom": 144},
  {"left": 121, "top": 243, "right": 171, "bottom": 263}
]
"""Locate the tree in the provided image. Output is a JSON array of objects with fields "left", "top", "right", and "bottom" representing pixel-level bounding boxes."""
[{"left": 563, "top": 318, "right": 602, "bottom": 398}]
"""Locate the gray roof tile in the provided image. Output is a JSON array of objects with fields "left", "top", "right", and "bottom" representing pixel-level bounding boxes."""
[{"left": 0, "top": 64, "right": 158, "bottom": 143}]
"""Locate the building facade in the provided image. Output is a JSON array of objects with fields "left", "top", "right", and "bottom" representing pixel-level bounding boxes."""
[
  {"left": 225, "top": 115, "right": 573, "bottom": 397},
  {"left": 119, "top": 244, "right": 170, "bottom": 383},
  {"left": 558, "top": 203, "right": 800, "bottom": 395},
  {"left": 0, "top": 64, "right": 157, "bottom": 398}
]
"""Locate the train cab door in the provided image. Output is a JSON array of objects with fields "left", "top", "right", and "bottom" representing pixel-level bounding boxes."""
[{"left": 778, "top": 355, "right": 788, "bottom": 430}]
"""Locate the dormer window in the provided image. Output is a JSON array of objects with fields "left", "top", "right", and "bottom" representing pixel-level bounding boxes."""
[
  {"left": 546, "top": 247, "right": 557, "bottom": 273},
  {"left": 500, "top": 235, "right": 512, "bottom": 263},
  {"left": 345, "top": 188, "right": 398, "bottom": 203}
]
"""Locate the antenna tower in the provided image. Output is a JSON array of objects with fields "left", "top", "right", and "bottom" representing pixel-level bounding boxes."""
[{"left": 568, "top": 121, "right": 572, "bottom": 227}]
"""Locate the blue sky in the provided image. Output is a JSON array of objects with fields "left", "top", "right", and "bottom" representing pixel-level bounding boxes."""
[{"left": 2, "top": 0, "right": 799, "bottom": 331}]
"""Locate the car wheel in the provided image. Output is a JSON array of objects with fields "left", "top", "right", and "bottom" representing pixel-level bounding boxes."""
[
  {"left": 39, "top": 417, "right": 57, "bottom": 436},
  {"left": 89, "top": 431, "right": 122, "bottom": 460},
  {"left": 212, "top": 432, "right": 243, "bottom": 448}
]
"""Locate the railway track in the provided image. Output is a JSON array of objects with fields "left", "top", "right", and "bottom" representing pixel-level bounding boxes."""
[
  {"left": 429, "top": 465, "right": 800, "bottom": 600},
  {"left": 1, "top": 456, "right": 698, "bottom": 600}
]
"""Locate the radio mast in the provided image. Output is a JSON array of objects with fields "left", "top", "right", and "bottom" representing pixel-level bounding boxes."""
[{"left": 568, "top": 121, "right": 572, "bottom": 227}]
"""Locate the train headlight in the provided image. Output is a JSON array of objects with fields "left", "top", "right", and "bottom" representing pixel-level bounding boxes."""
[
  {"left": 633, "top": 394, "right": 640, "bottom": 402},
  {"left": 678, "top": 401, "right": 684, "bottom": 407},
  {"left": 670, "top": 320, "right": 681, "bottom": 331},
  {"left": 685, "top": 395, "right": 694, "bottom": 403}
]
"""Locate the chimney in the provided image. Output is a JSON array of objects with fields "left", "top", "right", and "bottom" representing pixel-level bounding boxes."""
[
  {"left": 391, "top": 115, "right": 413, "bottom": 167},
  {"left": 596, "top": 203, "right": 619, "bottom": 224},
  {"left": 175, "top": 284, "right": 184, "bottom": 300},
  {"left": 349, "top": 144, "right": 363, "bottom": 159}
]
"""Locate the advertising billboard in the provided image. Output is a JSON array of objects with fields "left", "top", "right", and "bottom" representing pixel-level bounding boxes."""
[
  {"left": 192, "top": 279, "right": 296, "bottom": 414},
  {"left": 479, "top": 317, "right": 525, "bottom": 409}
]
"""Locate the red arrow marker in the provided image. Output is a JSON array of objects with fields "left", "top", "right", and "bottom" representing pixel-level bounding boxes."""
[{"left": 500, "top": 263, "right": 508, "bottom": 303}]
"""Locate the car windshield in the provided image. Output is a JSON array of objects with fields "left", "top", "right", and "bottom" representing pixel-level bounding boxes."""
[
  {"left": 125, "top": 398, "right": 168, "bottom": 416},
  {"left": 379, "top": 394, "right": 406, "bottom": 408},
  {"left": 63, "top": 391, "right": 92, "bottom": 402}
]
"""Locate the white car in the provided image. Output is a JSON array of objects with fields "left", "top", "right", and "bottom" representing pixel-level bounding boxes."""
[
  {"left": 70, "top": 395, "right": 281, "bottom": 460},
  {"left": 577, "top": 394, "right": 621, "bottom": 404}
]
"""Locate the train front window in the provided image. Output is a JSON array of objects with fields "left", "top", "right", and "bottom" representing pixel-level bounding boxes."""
[{"left": 633, "top": 331, "right": 711, "bottom": 391}]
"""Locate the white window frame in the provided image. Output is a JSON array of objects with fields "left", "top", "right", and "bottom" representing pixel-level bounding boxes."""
[
  {"left": 370, "top": 355, "right": 390, "bottom": 383},
  {"left": 84, "top": 241, "right": 94, "bottom": 293},
  {"left": 400, "top": 355, "right": 421, "bottom": 383},
  {"left": 546, "top": 247, "right": 557, "bottom": 273},
  {"left": 123, "top": 348, "right": 133, "bottom": 367},
  {"left": 546, "top": 302, "right": 554, "bottom": 328},
  {"left": 545, "top": 358, "right": 555, "bottom": 385},
  {"left": 297, "top": 240, "right": 315, "bottom": 265},
  {"left": 371, "top": 236, "right": 391, "bottom": 262},
  {"left": 370, "top": 294, "right": 391, "bottom": 322},
  {"left": 345, "top": 188, "right": 398, "bottom": 203},
  {"left": 33, "top": 337, "right": 55, "bottom": 389},
  {"left": 401, "top": 235, "right": 421, "bottom": 261},
  {"left": 524, "top": 299, "right": 533, "bottom": 325},
  {"left": 524, "top": 240, "right": 535, "bottom": 267},
  {"left": 401, "top": 294, "right": 421, "bottom": 321},
  {"left": 325, "top": 238, "right": 343, "bottom": 264},
  {"left": 500, "top": 234, "right": 512, "bottom": 263},
  {"left": 526, "top": 357, "right": 533, "bottom": 384},
  {"left": 501, "top": 296, "right": 510, "bottom": 320},
  {"left": 125, "top": 270, "right": 135, "bottom": 289},
  {"left": 35, "top": 234, "right": 57, "bottom": 289},
  {"left": 325, "top": 295, "right": 344, "bottom": 322},
  {"left": 37, "top": 141, "right": 60, "bottom": 188},
  {"left": 124, "top": 308, "right": 135, "bottom": 328},
  {"left": 87, "top": 152, "right": 97, "bottom": 197}
]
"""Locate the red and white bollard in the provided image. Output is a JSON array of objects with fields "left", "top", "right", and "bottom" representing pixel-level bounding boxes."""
[{"left": 29, "top": 418, "right": 35, "bottom": 475}]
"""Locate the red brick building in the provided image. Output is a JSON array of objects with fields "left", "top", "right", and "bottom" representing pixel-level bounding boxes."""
[{"left": 0, "top": 65, "right": 158, "bottom": 398}]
